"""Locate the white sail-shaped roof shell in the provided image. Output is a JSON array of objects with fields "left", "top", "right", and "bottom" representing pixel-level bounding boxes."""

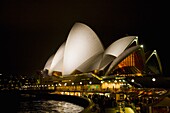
[
  {"left": 77, "top": 52, "right": 103, "bottom": 72},
  {"left": 104, "top": 36, "right": 138, "bottom": 57},
  {"left": 43, "top": 22, "right": 160, "bottom": 77},
  {"left": 105, "top": 45, "right": 143, "bottom": 76},
  {"left": 48, "top": 42, "right": 65, "bottom": 75},
  {"left": 145, "top": 50, "right": 162, "bottom": 75},
  {"left": 99, "top": 55, "right": 115, "bottom": 70},
  {"left": 51, "top": 57, "right": 64, "bottom": 73},
  {"left": 63, "top": 22, "right": 104, "bottom": 75},
  {"left": 44, "top": 54, "right": 54, "bottom": 70},
  {"left": 99, "top": 36, "right": 138, "bottom": 70}
]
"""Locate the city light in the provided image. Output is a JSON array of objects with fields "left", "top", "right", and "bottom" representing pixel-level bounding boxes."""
[
  {"left": 152, "top": 78, "right": 156, "bottom": 82},
  {"left": 131, "top": 79, "right": 134, "bottom": 82}
]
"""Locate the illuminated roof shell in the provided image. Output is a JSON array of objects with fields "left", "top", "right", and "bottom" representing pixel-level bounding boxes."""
[
  {"left": 48, "top": 42, "right": 65, "bottom": 74},
  {"left": 63, "top": 22, "right": 104, "bottom": 75},
  {"left": 105, "top": 45, "right": 144, "bottom": 75},
  {"left": 104, "top": 36, "right": 138, "bottom": 57},
  {"left": 99, "top": 36, "right": 138, "bottom": 70},
  {"left": 43, "top": 22, "right": 162, "bottom": 76},
  {"left": 44, "top": 54, "right": 54, "bottom": 70},
  {"left": 77, "top": 52, "right": 103, "bottom": 72}
]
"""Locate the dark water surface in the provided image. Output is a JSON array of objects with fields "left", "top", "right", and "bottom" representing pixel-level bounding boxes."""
[
  {"left": 0, "top": 91, "right": 85, "bottom": 113},
  {"left": 17, "top": 99, "right": 84, "bottom": 113}
]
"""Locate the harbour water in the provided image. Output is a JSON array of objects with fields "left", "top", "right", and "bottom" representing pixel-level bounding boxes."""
[
  {"left": 0, "top": 90, "right": 88, "bottom": 113},
  {"left": 17, "top": 99, "right": 84, "bottom": 113}
]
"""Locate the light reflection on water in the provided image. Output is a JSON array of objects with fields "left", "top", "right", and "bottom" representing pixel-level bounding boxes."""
[{"left": 17, "top": 100, "right": 84, "bottom": 113}]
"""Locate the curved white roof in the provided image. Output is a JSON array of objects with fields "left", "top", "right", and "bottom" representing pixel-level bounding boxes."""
[
  {"left": 104, "top": 36, "right": 138, "bottom": 57},
  {"left": 77, "top": 52, "right": 103, "bottom": 72},
  {"left": 44, "top": 54, "right": 54, "bottom": 70},
  {"left": 99, "top": 55, "right": 115, "bottom": 70},
  {"left": 63, "top": 22, "right": 104, "bottom": 75},
  {"left": 105, "top": 45, "right": 143, "bottom": 76},
  {"left": 145, "top": 50, "right": 162, "bottom": 74},
  {"left": 49, "top": 42, "right": 65, "bottom": 75},
  {"left": 43, "top": 22, "right": 159, "bottom": 77}
]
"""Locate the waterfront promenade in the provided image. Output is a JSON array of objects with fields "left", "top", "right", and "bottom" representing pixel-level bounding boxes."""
[
  {"left": 0, "top": 89, "right": 136, "bottom": 113},
  {"left": 1, "top": 89, "right": 170, "bottom": 113}
]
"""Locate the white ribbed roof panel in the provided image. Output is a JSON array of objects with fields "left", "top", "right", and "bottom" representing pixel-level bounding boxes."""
[
  {"left": 44, "top": 54, "right": 54, "bottom": 70},
  {"left": 77, "top": 52, "right": 103, "bottom": 72},
  {"left": 52, "top": 57, "right": 63, "bottom": 72},
  {"left": 99, "top": 55, "right": 115, "bottom": 70},
  {"left": 63, "top": 22, "right": 104, "bottom": 75},
  {"left": 104, "top": 36, "right": 137, "bottom": 57},
  {"left": 105, "top": 45, "right": 142, "bottom": 76},
  {"left": 49, "top": 42, "right": 65, "bottom": 74}
]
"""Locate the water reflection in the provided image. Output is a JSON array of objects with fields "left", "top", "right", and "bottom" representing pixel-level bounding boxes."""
[{"left": 17, "top": 100, "right": 84, "bottom": 113}]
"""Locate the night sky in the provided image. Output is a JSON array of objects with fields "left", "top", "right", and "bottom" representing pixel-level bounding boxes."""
[{"left": 0, "top": 0, "right": 169, "bottom": 76}]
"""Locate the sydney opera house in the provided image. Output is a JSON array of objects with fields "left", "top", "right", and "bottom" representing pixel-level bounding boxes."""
[{"left": 41, "top": 22, "right": 163, "bottom": 96}]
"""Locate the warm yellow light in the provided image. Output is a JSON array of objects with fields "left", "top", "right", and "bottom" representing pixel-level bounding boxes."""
[{"left": 136, "top": 73, "right": 142, "bottom": 76}]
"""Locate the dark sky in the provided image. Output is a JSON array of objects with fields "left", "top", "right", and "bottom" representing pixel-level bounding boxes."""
[{"left": 0, "top": 0, "right": 169, "bottom": 76}]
